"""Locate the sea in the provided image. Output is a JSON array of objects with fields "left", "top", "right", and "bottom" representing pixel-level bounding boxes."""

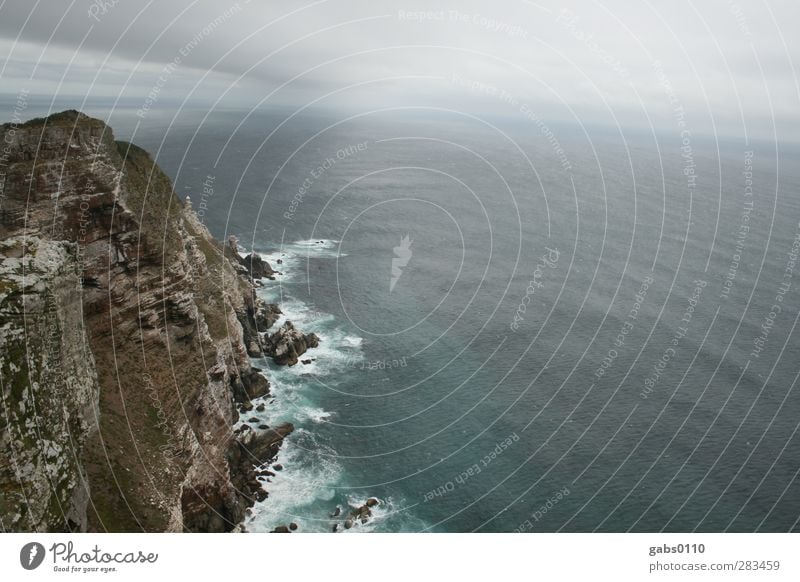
[{"left": 32, "top": 104, "right": 800, "bottom": 532}]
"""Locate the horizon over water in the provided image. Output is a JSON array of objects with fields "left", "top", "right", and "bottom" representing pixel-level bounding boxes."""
[{"left": 45, "top": 105, "right": 800, "bottom": 532}]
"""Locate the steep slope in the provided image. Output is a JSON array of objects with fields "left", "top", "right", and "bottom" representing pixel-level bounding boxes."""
[{"left": 0, "top": 110, "right": 285, "bottom": 532}]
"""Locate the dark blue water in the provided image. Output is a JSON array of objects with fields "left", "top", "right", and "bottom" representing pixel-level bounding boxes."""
[{"left": 101, "top": 107, "right": 800, "bottom": 532}]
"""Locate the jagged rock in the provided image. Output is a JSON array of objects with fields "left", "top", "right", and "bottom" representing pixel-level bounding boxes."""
[
  {"left": 231, "top": 367, "right": 270, "bottom": 404},
  {"left": 236, "top": 423, "right": 294, "bottom": 466},
  {"left": 350, "top": 503, "right": 373, "bottom": 526},
  {"left": 331, "top": 506, "right": 341, "bottom": 518},
  {"left": 265, "top": 321, "right": 321, "bottom": 366},
  {"left": 242, "top": 253, "right": 274, "bottom": 280},
  {"left": 255, "top": 301, "right": 282, "bottom": 330},
  {"left": 226, "top": 422, "right": 294, "bottom": 518},
  {"left": 248, "top": 341, "right": 263, "bottom": 357},
  {"left": 240, "top": 298, "right": 281, "bottom": 357}
]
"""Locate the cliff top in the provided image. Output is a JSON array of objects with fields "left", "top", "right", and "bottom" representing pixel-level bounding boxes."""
[{"left": 2, "top": 109, "right": 106, "bottom": 130}]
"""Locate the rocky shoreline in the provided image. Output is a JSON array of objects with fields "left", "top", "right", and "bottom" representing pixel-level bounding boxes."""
[{"left": 0, "top": 110, "right": 322, "bottom": 532}]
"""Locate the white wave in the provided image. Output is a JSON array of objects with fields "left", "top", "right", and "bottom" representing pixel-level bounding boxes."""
[
  {"left": 257, "top": 239, "right": 345, "bottom": 285},
  {"left": 245, "top": 430, "right": 343, "bottom": 533},
  {"left": 243, "top": 238, "right": 413, "bottom": 532}
]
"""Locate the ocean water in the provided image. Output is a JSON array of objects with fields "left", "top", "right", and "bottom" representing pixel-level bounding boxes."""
[{"left": 103, "top": 107, "right": 800, "bottom": 532}]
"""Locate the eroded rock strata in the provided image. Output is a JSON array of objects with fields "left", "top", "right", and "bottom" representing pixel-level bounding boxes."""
[{"left": 0, "top": 110, "right": 301, "bottom": 532}]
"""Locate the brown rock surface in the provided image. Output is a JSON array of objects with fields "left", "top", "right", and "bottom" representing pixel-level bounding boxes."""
[{"left": 0, "top": 111, "right": 282, "bottom": 532}]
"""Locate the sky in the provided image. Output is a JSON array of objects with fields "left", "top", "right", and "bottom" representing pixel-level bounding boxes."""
[{"left": 0, "top": 0, "right": 798, "bottom": 141}]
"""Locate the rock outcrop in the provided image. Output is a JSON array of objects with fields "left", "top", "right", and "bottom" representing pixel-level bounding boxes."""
[
  {"left": 264, "top": 321, "right": 320, "bottom": 366},
  {"left": 225, "top": 236, "right": 275, "bottom": 281},
  {"left": 240, "top": 297, "right": 282, "bottom": 358},
  {"left": 242, "top": 253, "right": 275, "bottom": 281},
  {"left": 0, "top": 111, "right": 281, "bottom": 532}
]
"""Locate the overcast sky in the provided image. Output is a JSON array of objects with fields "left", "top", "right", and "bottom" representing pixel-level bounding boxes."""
[{"left": 1, "top": 0, "right": 798, "bottom": 140}]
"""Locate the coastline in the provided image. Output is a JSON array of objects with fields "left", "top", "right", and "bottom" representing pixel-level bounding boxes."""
[{"left": 236, "top": 240, "right": 395, "bottom": 533}]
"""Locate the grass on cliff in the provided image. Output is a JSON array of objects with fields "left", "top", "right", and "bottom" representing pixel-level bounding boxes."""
[
  {"left": 114, "top": 140, "right": 183, "bottom": 260},
  {"left": 7, "top": 110, "right": 106, "bottom": 130},
  {"left": 183, "top": 219, "right": 236, "bottom": 342}
]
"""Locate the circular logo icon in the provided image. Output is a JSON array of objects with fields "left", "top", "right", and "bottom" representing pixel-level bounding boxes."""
[{"left": 20, "top": 542, "right": 45, "bottom": 570}]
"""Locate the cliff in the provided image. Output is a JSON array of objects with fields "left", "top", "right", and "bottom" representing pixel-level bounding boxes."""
[{"left": 0, "top": 110, "right": 287, "bottom": 532}]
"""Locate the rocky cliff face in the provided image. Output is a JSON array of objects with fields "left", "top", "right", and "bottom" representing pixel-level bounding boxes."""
[{"left": 0, "top": 110, "right": 285, "bottom": 532}]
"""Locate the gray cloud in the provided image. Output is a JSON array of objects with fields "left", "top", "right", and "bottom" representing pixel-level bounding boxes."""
[{"left": 0, "top": 0, "right": 798, "bottom": 140}]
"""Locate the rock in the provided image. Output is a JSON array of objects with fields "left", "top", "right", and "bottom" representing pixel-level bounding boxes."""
[
  {"left": 331, "top": 506, "right": 341, "bottom": 518},
  {"left": 256, "top": 404, "right": 265, "bottom": 412},
  {"left": 272, "top": 525, "right": 290, "bottom": 533},
  {"left": 235, "top": 422, "right": 294, "bottom": 466},
  {"left": 258, "top": 424, "right": 270, "bottom": 430},
  {"left": 289, "top": 522, "right": 298, "bottom": 531},
  {"left": 350, "top": 504, "right": 372, "bottom": 525},
  {"left": 248, "top": 417, "right": 259, "bottom": 423},
  {"left": 344, "top": 519, "right": 353, "bottom": 529},
  {"left": 332, "top": 523, "right": 339, "bottom": 533},
  {"left": 301, "top": 359, "right": 312, "bottom": 365},
  {"left": 273, "top": 463, "right": 283, "bottom": 471},
  {"left": 242, "top": 253, "right": 274, "bottom": 280},
  {"left": 366, "top": 497, "right": 380, "bottom": 507},
  {"left": 254, "top": 301, "right": 282, "bottom": 331},
  {"left": 265, "top": 321, "right": 321, "bottom": 366},
  {"left": 276, "top": 259, "right": 283, "bottom": 264},
  {"left": 231, "top": 366, "right": 270, "bottom": 403}
]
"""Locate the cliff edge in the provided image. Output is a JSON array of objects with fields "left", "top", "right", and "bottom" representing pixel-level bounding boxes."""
[{"left": 0, "top": 110, "right": 285, "bottom": 532}]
